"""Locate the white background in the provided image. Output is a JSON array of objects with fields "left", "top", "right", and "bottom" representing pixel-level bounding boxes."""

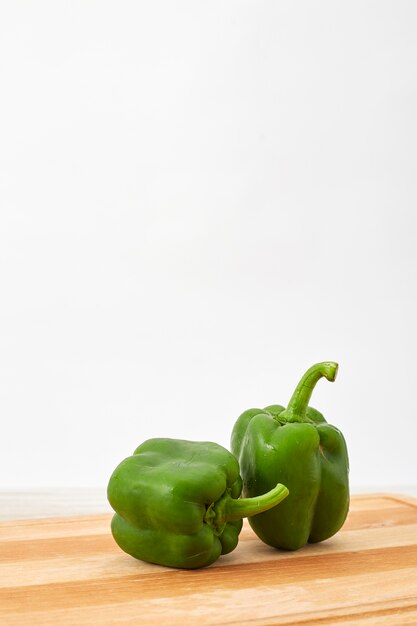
[{"left": 1, "top": 1, "right": 416, "bottom": 490}]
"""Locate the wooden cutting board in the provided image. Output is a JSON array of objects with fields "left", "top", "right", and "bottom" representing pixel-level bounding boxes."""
[{"left": 1, "top": 494, "right": 417, "bottom": 625}]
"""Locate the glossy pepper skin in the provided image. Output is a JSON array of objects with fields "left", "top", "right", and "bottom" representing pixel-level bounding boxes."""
[
  {"left": 107, "top": 438, "right": 289, "bottom": 569},
  {"left": 231, "top": 362, "right": 349, "bottom": 551}
]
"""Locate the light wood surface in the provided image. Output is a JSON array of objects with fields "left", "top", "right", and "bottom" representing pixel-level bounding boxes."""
[{"left": 1, "top": 494, "right": 417, "bottom": 625}]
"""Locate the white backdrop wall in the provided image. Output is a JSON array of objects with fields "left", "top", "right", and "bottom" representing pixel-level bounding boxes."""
[{"left": 1, "top": 1, "right": 416, "bottom": 489}]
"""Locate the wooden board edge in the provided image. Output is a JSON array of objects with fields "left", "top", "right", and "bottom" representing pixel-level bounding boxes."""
[
  {"left": 351, "top": 492, "right": 417, "bottom": 508},
  {"left": 0, "top": 513, "right": 112, "bottom": 529}
]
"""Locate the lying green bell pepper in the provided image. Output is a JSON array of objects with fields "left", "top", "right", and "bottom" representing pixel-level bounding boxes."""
[
  {"left": 231, "top": 361, "right": 349, "bottom": 550},
  {"left": 107, "top": 438, "right": 289, "bottom": 569}
]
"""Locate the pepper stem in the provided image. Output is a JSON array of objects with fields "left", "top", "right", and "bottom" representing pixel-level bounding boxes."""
[
  {"left": 208, "top": 483, "right": 289, "bottom": 532},
  {"left": 224, "top": 483, "right": 289, "bottom": 522},
  {"left": 281, "top": 361, "right": 338, "bottom": 422}
]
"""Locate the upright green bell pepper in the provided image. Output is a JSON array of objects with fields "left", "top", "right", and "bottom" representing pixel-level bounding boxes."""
[
  {"left": 231, "top": 361, "right": 349, "bottom": 550},
  {"left": 107, "top": 438, "right": 289, "bottom": 569}
]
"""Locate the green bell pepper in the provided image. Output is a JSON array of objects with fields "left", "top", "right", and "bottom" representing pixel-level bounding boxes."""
[
  {"left": 107, "top": 438, "right": 289, "bottom": 569},
  {"left": 231, "top": 361, "right": 349, "bottom": 550}
]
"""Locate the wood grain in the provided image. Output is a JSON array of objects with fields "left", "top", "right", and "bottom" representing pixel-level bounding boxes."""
[{"left": 1, "top": 494, "right": 417, "bottom": 625}]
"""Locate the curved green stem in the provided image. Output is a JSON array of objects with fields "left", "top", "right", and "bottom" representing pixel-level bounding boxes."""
[
  {"left": 224, "top": 483, "right": 289, "bottom": 521},
  {"left": 281, "top": 361, "right": 338, "bottom": 422},
  {"left": 207, "top": 483, "right": 289, "bottom": 533}
]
